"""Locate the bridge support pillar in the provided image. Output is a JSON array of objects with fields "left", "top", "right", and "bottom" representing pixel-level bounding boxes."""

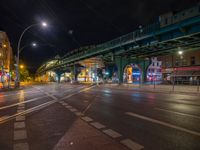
[
  {"left": 115, "top": 56, "right": 128, "bottom": 84},
  {"left": 114, "top": 56, "right": 151, "bottom": 84},
  {"left": 56, "top": 72, "right": 62, "bottom": 83},
  {"left": 138, "top": 59, "right": 151, "bottom": 83},
  {"left": 70, "top": 64, "right": 81, "bottom": 82}
]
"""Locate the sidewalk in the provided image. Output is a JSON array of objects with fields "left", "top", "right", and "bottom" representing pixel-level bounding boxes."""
[
  {"left": 103, "top": 83, "right": 200, "bottom": 95},
  {"left": 53, "top": 118, "right": 128, "bottom": 150}
]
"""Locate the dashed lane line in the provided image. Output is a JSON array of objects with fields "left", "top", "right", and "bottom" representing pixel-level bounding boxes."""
[
  {"left": 103, "top": 129, "right": 122, "bottom": 138},
  {"left": 155, "top": 107, "right": 200, "bottom": 119},
  {"left": 125, "top": 112, "right": 200, "bottom": 137},
  {"left": 81, "top": 116, "right": 93, "bottom": 122},
  {"left": 121, "top": 139, "right": 144, "bottom": 150},
  {"left": 0, "top": 85, "right": 96, "bottom": 124},
  {"left": 59, "top": 100, "right": 144, "bottom": 150},
  {"left": 14, "top": 122, "right": 26, "bottom": 129},
  {"left": 69, "top": 108, "right": 78, "bottom": 112},
  {"left": 90, "top": 122, "right": 106, "bottom": 129},
  {"left": 14, "top": 143, "right": 29, "bottom": 150},
  {"left": 14, "top": 130, "right": 27, "bottom": 140},
  {"left": 16, "top": 116, "right": 25, "bottom": 121},
  {"left": 75, "top": 112, "right": 84, "bottom": 116}
]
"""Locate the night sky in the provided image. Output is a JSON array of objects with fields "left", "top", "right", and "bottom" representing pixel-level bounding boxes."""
[{"left": 0, "top": 0, "right": 199, "bottom": 73}]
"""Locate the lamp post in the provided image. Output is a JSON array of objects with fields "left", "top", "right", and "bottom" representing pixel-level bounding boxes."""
[{"left": 15, "top": 22, "right": 47, "bottom": 88}]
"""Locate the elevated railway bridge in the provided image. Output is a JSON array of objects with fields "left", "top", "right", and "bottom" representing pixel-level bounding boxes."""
[{"left": 36, "top": 5, "right": 200, "bottom": 83}]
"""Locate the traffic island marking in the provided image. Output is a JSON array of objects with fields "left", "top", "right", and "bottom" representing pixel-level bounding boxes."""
[
  {"left": 103, "top": 129, "right": 122, "bottom": 138},
  {"left": 120, "top": 139, "right": 144, "bottom": 150}
]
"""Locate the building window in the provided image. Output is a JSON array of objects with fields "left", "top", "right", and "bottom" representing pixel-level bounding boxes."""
[
  {"left": 182, "top": 58, "right": 187, "bottom": 66},
  {"left": 191, "top": 56, "right": 196, "bottom": 65},
  {"left": 152, "top": 62, "right": 155, "bottom": 66},
  {"left": 175, "top": 61, "right": 179, "bottom": 66}
]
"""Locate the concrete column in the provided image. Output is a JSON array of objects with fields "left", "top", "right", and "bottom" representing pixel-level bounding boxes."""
[
  {"left": 56, "top": 72, "right": 61, "bottom": 83},
  {"left": 115, "top": 56, "right": 127, "bottom": 84},
  {"left": 138, "top": 59, "right": 151, "bottom": 83}
]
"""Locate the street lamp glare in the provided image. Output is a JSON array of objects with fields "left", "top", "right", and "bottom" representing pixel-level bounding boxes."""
[
  {"left": 32, "top": 42, "right": 37, "bottom": 47},
  {"left": 42, "top": 22, "right": 47, "bottom": 27},
  {"left": 178, "top": 51, "right": 183, "bottom": 55}
]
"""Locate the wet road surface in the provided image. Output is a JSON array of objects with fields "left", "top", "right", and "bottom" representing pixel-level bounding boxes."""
[{"left": 0, "top": 83, "right": 200, "bottom": 150}]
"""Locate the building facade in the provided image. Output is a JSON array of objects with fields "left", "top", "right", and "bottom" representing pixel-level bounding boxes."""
[
  {"left": 158, "top": 50, "right": 200, "bottom": 84},
  {"left": 146, "top": 57, "right": 162, "bottom": 81},
  {"left": 0, "top": 31, "right": 13, "bottom": 81}
]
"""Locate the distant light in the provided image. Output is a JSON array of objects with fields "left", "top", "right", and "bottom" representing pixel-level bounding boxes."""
[
  {"left": 105, "top": 72, "right": 109, "bottom": 75},
  {"left": 32, "top": 42, "right": 37, "bottom": 47},
  {"left": 3, "top": 44, "right": 7, "bottom": 48},
  {"left": 41, "top": 22, "right": 47, "bottom": 27},
  {"left": 20, "top": 65, "right": 24, "bottom": 69},
  {"left": 0, "top": 53, "right": 2, "bottom": 57},
  {"left": 178, "top": 51, "right": 183, "bottom": 55},
  {"left": 68, "top": 30, "right": 73, "bottom": 35}
]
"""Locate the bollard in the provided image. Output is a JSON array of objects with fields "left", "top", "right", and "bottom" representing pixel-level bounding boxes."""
[{"left": 172, "top": 76, "right": 175, "bottom": 92}]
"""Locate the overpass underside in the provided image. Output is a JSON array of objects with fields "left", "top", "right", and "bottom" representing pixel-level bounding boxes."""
[{"left": 36, "top": 15, "right": 200, "bottom": 84}]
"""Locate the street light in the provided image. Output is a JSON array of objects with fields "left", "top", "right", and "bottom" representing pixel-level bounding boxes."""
[
  {"left": 178, "top": 51, "right": 183, "bottom": 55},
  {"left": 42, "top": 22, "right": 47, "bottom": 27},
  {"left": 20, "top": 65, "right": 24, "bottom": 69},
  {"left": 15, "top": 21, "right": 48, "bottom": 88},
  {"left": 32, "top": 42, "right": 37, "bottom": 47}
]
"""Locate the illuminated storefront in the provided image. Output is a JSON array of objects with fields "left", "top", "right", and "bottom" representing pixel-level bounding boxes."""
[{"left": 124, "top": 64, "right": 141, "bottom": 83}]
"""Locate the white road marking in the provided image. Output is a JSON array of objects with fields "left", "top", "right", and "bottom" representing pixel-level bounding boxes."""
[
  {"left": 19, "top": 103, "right": 25, "bottom": 107},
  {"left": 18, "top": 105, "right": 25, "bottom": 108},
  {"left": 14, "top": 122, "right": 25, "bottom": 129},
  {"left": 0, "top": 90, "right": 40, "bottom": 98},
  {"left": 0, "top": 85, "right": 95, "bottom": 124},
  {"left": 69, "top": 108, "right": 77, "bottom": 112},
  {"left": 17, "top": 110, "right": 24, "bottom": 113},
  {"left": 14, "top": 143, "right": 29, "bottom": 150},
  {"left": 125, "top": 112, "right": 200, "bottom": 137},
  {"left": 62, "top": 103, "right": 68, "bottom": 106},
  {"left": 65, "top": 106, "right": 72, "bottom": 109},
  {"left": 155, "top": 108, "right": 200, "bottom": 119},
  {"left": 16, "top": 116, "right": 25, "bottom": 121},
  {"left": 0, "top": 96, "right": 47, "bottom": 110},
  {"left": 90, "top": 122, "right": 106, "bottom": 129},
  {"left": 75, "top": 112, "right": 84, "bottom": 116},
  {"left": 103, "top": 129, "right": 122, "bottom": 138},
  {"left": 81, "top": 116, "right": 93, "bottom": 122},
  {"left": 17, "top": 106, "right": 25, "bottom": 110},
  {"left": 120, "top": 139, "right": 144, "bottom": 150},
  {"left": 14, "top": 130, "right": 27, "bottom": 140}
]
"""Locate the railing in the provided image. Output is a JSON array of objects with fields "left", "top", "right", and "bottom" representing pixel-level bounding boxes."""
[{"left": 60, "top": 22, "right": 160, "bottom": 64}]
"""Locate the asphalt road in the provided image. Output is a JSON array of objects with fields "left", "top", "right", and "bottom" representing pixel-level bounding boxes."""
[{"left": 0, "top": 83, "right": 200, "bottom": 150}]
